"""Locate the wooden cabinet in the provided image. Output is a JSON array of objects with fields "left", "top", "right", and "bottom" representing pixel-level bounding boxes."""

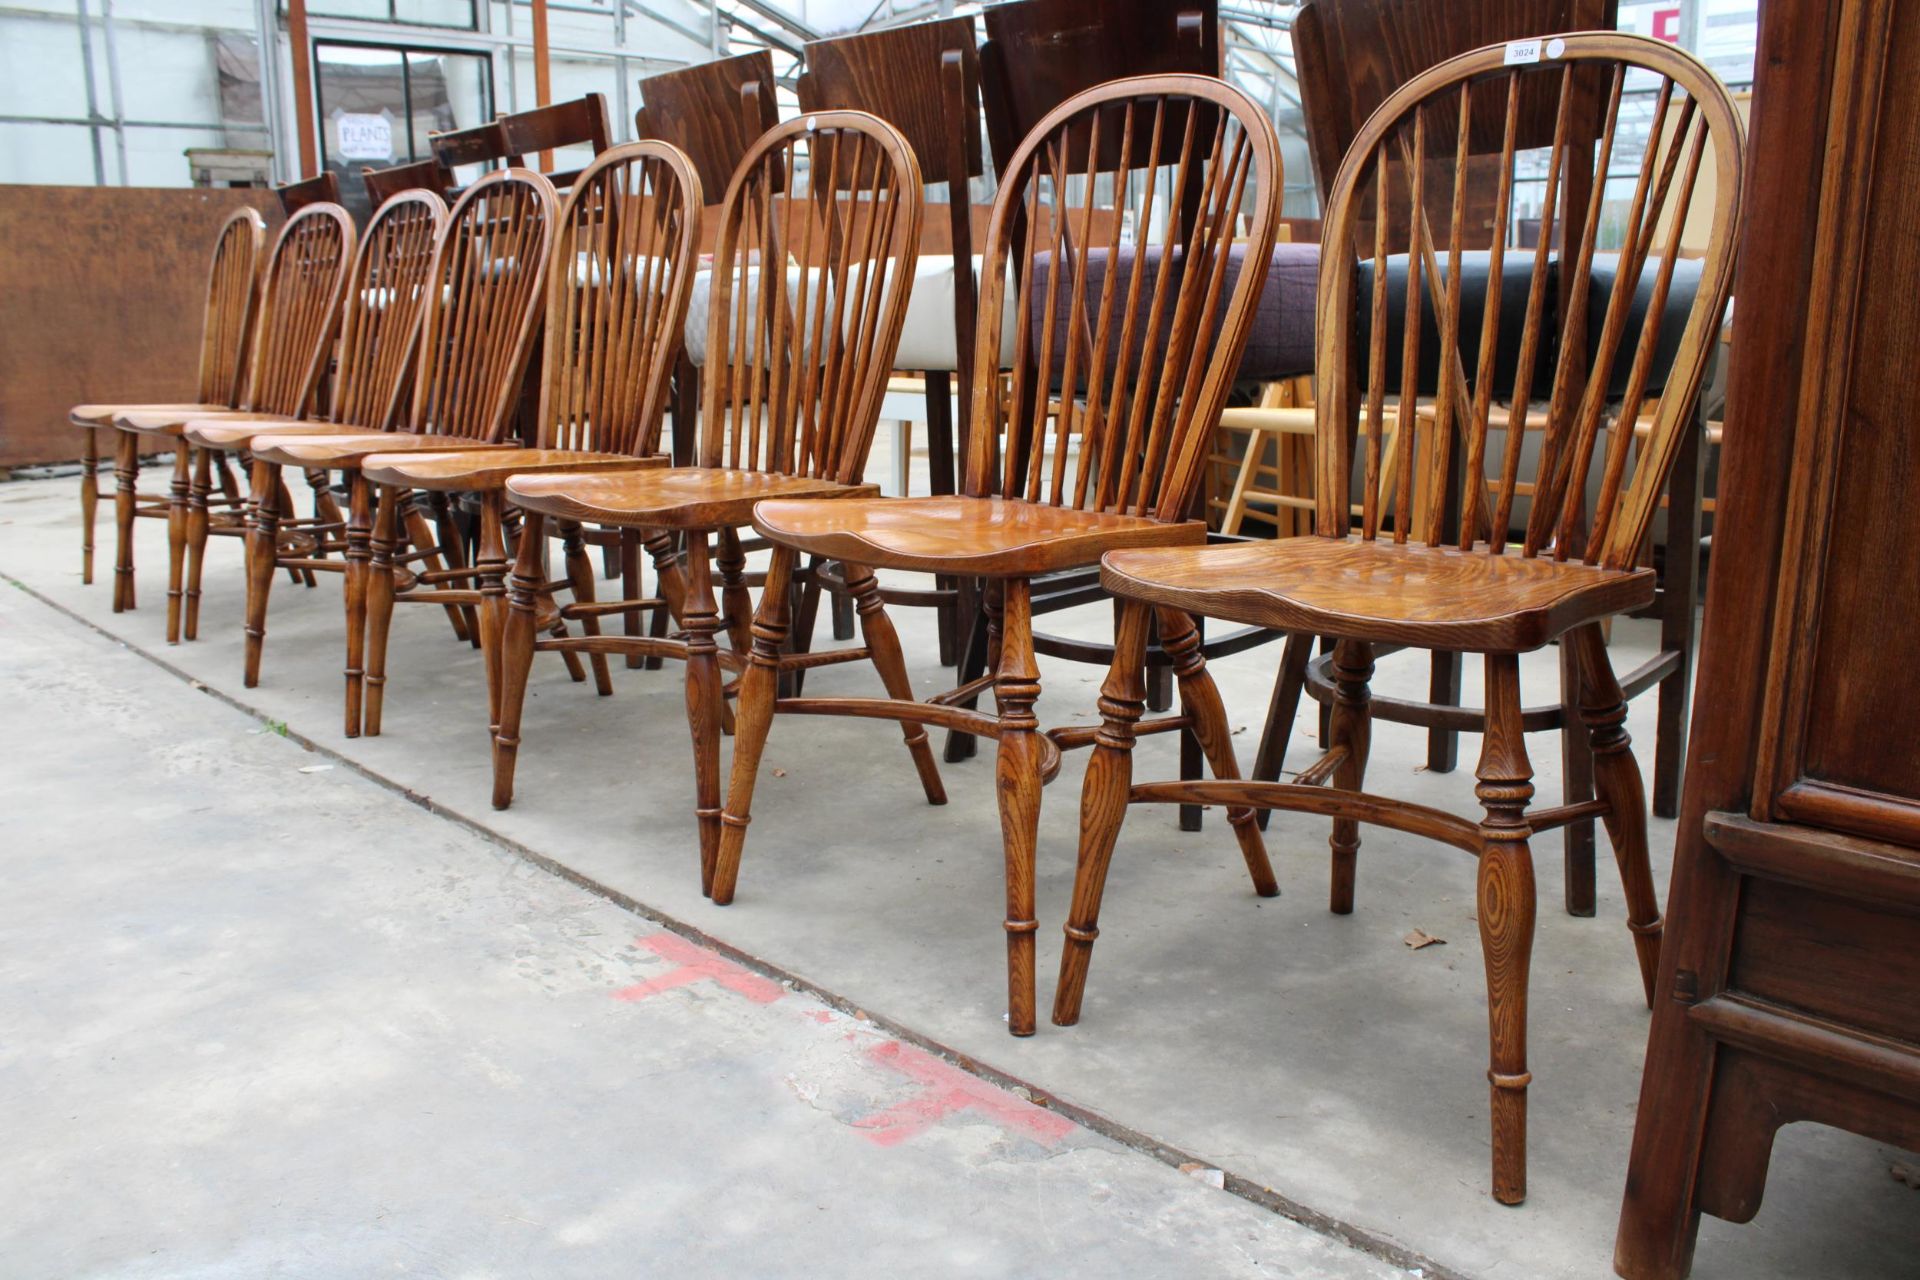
[{"left": 1612, "top": 0, "right": 1920, "bottom": 1275}]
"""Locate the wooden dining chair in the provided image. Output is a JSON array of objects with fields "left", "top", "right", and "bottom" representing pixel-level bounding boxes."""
[
  {"left": 363, "top": 158, "right": 456, "bottom": 208},
  {"left": 493, "top": 111, "right": 930, "bottom": 896},
  {"left": 357, "top": 140, "right": 701, "bottom": 743},
  {"left": 717, "top": 75, "right": 1285, "bottom": 1038},
  {"left": 176, "top": 191, "right": 450, "bottom": 686},
  {"left": 276, "top": 171, "right": 342, "bottom": 215},
  {"left": 113, "top": 202, "right": 357, "bottom": 644},
  {"left": 247, "top": 170, "right": 559, "bottom": 736},
  {"left": 498, "top": 93, "right": 613, "bottom": 188},
  {"left": 70, "top": 207, "right": 264, "bottom": 612},
  {"left": 1052, "top": 34, "right": 1744, "bottom": 1204}
]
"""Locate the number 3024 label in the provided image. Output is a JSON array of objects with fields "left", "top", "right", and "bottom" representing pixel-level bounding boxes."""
[{"left": 1504, "top": 37, "right": 1568, "bottom": 64}]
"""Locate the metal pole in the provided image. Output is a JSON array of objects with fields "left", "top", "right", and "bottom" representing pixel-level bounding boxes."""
[
  {"left": 253, "top": 0, "right": 287, "bottom": 184},
  {"left": 286, "top": 0, "right": 318, "bottom": 177},
  {"left": 72, "top": 0, "right": 107, "bottom": 185},
  {"left": 98, "top": 0, "right": 129, "bottom": 184}
]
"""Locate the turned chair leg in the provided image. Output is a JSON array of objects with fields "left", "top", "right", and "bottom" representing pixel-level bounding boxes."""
[
  {"left": 112, "top": 429, "right": 138, "bottom": 612},
  {"left": 343, "top": 476, "right": 376, "bottom": 738},
  {"left": 558, "top": 521, "right": 611, "bottom": 695},
  {"left": 682, "top": 529, "right": 728, "bottom": 894},
  {"left": 1158, "top": 607, "right": 1275, "bottom": 894},
  {"left": 362, "top": 481, "right": 400, "bottom": 738},
  {"left": 1560, "top": 641, "right": 1599, "bottom": 916},
  {"left": 1568, "top": 623, "right": 1664, "bottom": 1005},
  {"left": 644, "top": 530, "right": 689, "bottom": 628},
  {"left": 183, "top": 448, "right": 213, "bottom": 641},
  {"left": 1054, "top": 599, "right": 1151, "bottom": 1027},
  {"left": 275, "top": 473, "right": 312, "bottom": 587},
  {"left": 712, "top": 544, "right": 798, "bottom": 905},
  {"left": 404, "top": 497, "right": 471, "bottom": 645},
  {"left": 845, "top": 564, "right": 947, "bottom": 805},
  {"left": 166, "top": 447, "right": 190, "bottom": 643},
  {"left": 478, "top": 493, "right": 510, "bottom": 739},
  {"left": 492, "top": 511, "right": 545, "bottom": 811},
  {"left": 81, "top": 426, "right": 99, "bottom": 585},
  {"left": 994, "top": 577, "right": 1044, "bottom": 1038},
  {"left": 243, "top": 459, "right": 280, "bottom": 685},
  {"left": 1477, "top": 650, "right": 1538, "bottom": 1206},
  {"left": 1327, "top": 639, "right": 1375, "bottom": 913},
  {"left": 715, "top": 527, "right": 755, "bottom": 656}
]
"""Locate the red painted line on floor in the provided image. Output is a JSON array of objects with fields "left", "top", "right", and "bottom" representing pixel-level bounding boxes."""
[
  {"left": 851, "top": 1039, "right": 1077, "bottom": 1148},
  {"left": 611, "top": 932, "right": 786, "bottom": 1005}
]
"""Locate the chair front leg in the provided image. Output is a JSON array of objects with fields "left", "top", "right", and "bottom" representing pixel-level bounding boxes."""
[
  {"left": 184, "top": 448, "right": 213, "bottom": 640},
  {"left": 1477, "top": 650, "right": 1538, "bottom": 1207},
  {"left": 478, "top": 492, "right": 510, "bottom": 739},
  {"left": 1054, "top": 598, "right": 1150, "bottom": 1027},
  {"left": 1567, "top": 622, "right": 1663, "bottom": 1004},
  {"left": 682, "top": 529, "right": 729, "bottom": 893},
  {"left": 995, "top": 576, "right": 1043, "bottom": 1038},
  {"left": 243, "top": 458, "right": 281, "bottom": 685},
  {"left": 361, "top": 479, "right": 399, "bottom": 738},
  {"left": 81, "top": 426, "right": 99, "bottom": 585},
  {"left": 1328, "top": 638, "right": 1375, "bottom": 913},
  {"left": 492, "top": 511, "right": 545, "bottom": 811},
  {"left": 166, "top": 446, "right": 190, "bottom": 643},
  {"left": 712, "top": 543, "right": 797, "bottom": 905},
  {"left": 845, "top": 563, "right": 946, "bottom": 806},
  {"left": 343, "top": 475, "right": 376, "bottom": 738},
  {"left": 1157, "top": 606, "right": 1276, "bottom": 896},
  {"left": 112, "top": 429, "right": 139, "bottom": 612}
]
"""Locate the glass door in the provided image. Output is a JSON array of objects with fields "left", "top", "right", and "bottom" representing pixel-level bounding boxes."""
[{"left": 314, "top": 41, "right": 494, "bottom": 219}]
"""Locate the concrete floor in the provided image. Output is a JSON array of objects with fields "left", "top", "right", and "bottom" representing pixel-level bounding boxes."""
[{"left": 2, "top": 460, "right": 1914, "bottom": 1279}]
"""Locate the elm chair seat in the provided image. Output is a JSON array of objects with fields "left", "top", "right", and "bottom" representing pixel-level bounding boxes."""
[
  {"left": 250, "top": 431, "right": 510, "bottom": 469},
  {"left": 361, "top": 449, "right": 663, "bottom": 493},
  {"left": 506, "top": 468, "right": 877, "bottom": 532},
  {"left": 1102, "top": 537, "right": 1656, "bottom": 653},
  {"left": 182, "top": 417, "right": 383, "bottom": 450},
  {"left": 72, "top": 401, "right": 227, "bottom": 429},
  {"left": 754, "top": 496, "right": 1206, "bottom": 577}
]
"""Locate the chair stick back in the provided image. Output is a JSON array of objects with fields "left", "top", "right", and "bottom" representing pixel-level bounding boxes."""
[
  {"left": 197, "top": 208, "right": 268, "bottom": 410},
  {"left": 409, "top": 169, "right": 559, "bottom": 441},
  {"left": 538, "top": 140, "right": 703, "bottom": 456},
  {"left": 241, "top": 202, "right": 357, "bottom": 419},
  {"left": 1315, "top": 31, "right": 1744, "bottom": 570},
  {"left": 699, "top": 111, "right": 925, "bottom": 483},
  {"left": 965, "top": 74, "right": 1284, "bottom": 522},
  {"left": 330, "top": 190, "right": 450, "bottom": 432}
]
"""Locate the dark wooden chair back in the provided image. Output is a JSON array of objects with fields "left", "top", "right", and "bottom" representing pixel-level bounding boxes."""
[
  {"left": 331, "top": 190, "right": 449, "bottom": 431},
  {"left": 362, "top": 158, "right": 456, "bottom": 208},
  {"left": 537, "top": 141, "right": 702, "bottom": 456},
  {"left": 1315, "top": 33, "right": 1743, "bottom": 570},
  {"left": 241, "top": 202, "right": 357, "bottom": 418},
  {"left": 965, "top": 74, "right": 1283, "bottom": 522},
  {"left": 978, "top": 0, "right": 1218, "bottom": 172},
  {"left": 430, "top": 118, "right": 521, "bottom": 172},
  {"left": 700, "top": 111, "right": 923, "bottom": 482},
  {"left": 275, "top": 172, "right": 341, "bottom": 216},
  {"left": 1292, "top": 0, "right": 1617, "bottom": 202},
  {"left": 408, "top": 169, "right": 559, "bottom": 441},
  {"left": 198, "top": 208, "right": 269, "bottom": 409},
  {"left": 500, "top": 93, "right": 614, "bottom": 186},
  {"left": 635, "top": 52, "right": 781, "bottom": 204}
]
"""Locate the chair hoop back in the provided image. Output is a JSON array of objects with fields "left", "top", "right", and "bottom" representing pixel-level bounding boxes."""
[
  {"left": 330, "top": 189, "right": 449, "bottom": 432},
  {"left": 243, "top": 202, "right": 356, "bottom": 419},
  {"left": 699, "top": 110, "right": 925, "bottom": 482},
  {"left": 197, "top": 207, "right": 267, "bottom": 409},
  {"left": 538, "top": 140, "right": 703, "bottom": 456},
  {"left": 1315, "top": 30, "right": 1744, "bottom": 570},
  {"left": 409, "top": 168, "right": 559, "bottom": 441},
  {"left": 965, "top": 73, "right": 1285, "bottom": 521}
]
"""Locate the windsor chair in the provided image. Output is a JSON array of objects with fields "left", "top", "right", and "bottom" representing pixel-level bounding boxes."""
[
  {"left": 70, "top": 207, "right": 264, "bottom": 612},
  {"left": 113, "top": 203, "right": 356, "bottom": 645},
  {"left": 493, "top": 112, "right": 929, "bottom": 899},
  {"left": 359, "top": 140, "right": 700, "bottom": 743},
  {"left": 1053, "top": 34, "right": 1744, "bottom": 1204},
  {"left": 177, "top": 191, "right": 451, "bottom": 686},
  {"left": 718, "top": 76, "right": 1285, "bottom": 1038},
  {"left": 250, "top": 170, "right": 558, "bottom": 737}
]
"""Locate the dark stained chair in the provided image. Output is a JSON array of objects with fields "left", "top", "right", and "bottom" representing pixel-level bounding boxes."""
[
  {"left": 1053, "top": 33, "right": 1744, "bottom": 1205},
  {"left": 276, "top": 171, "right": 342, "bottom": 216},
  {"left": 499, "top": 93, "right": 614, "bottom": 189}
]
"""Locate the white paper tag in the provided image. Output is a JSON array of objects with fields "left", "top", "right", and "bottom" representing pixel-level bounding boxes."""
[{"left": 1504, "top": 38, "right": 1544, "bottom": 65}]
